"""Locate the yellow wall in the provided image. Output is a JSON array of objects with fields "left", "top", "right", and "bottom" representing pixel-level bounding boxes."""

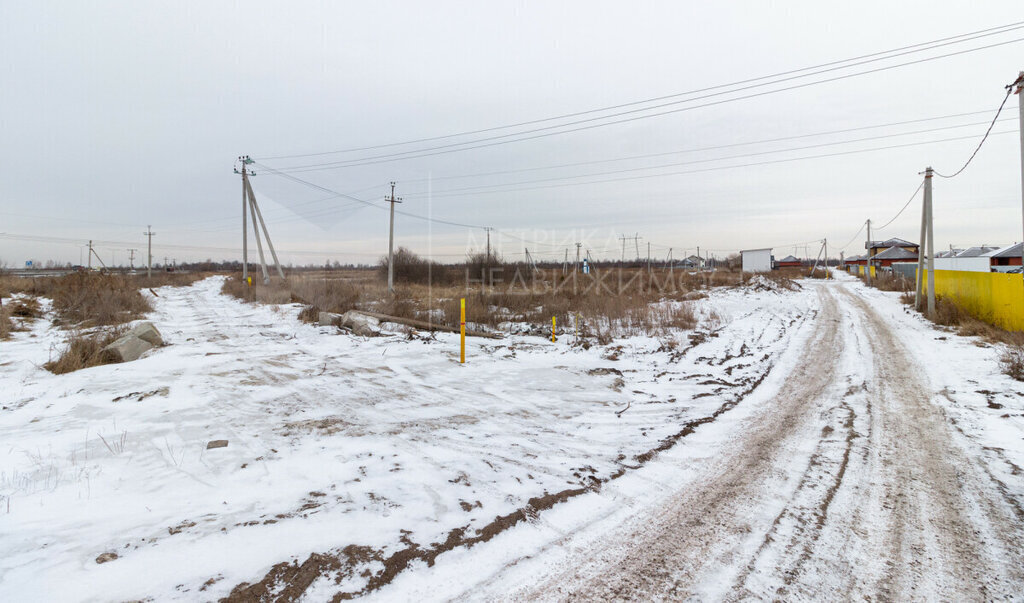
[{"left": 922, "top": 269, "right": 1024, "bottom": 331}]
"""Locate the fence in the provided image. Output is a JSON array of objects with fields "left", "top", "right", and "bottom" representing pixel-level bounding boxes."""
[
  {"left": 923, "top": 269, "right": 1024, "bottom": 331},
  {"left": 846, "top": 265, "right": 876, "bottom": 278}
]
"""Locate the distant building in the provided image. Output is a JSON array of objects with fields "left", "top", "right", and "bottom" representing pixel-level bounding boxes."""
[
  {"left": 776, "top": 255, "right": 801, "bottom": 268},
  {"left": 986, "top": 243, "right": 1023, "bottom": 271},
  {"left": 678, "top": 255, "right": 705, "bottom": 269},
  {"left": 741, "top": 248, "right": 773, "bottom": 273},
  {"left": 956, "top": 246, "right": 999, "bottom": 258},
  {"left": 865, "top": 238, "right": 919, "bottom": 258},
  {"left": 871, "top": 246, "right": 918, "bottom": 267},
  {"left": 845, "top": 254, "right": 866, "bottom": 266}
]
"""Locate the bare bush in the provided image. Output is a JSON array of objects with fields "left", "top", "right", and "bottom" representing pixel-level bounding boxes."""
[
  {"left": 44, "top": 327, "right": 126, "bottom": 374},
  {"left": 378, "top": 247, "right": 451, "bottom": 286},
  {"left": 1001, "top": 345, "right": 1024, "bottom": 381}
]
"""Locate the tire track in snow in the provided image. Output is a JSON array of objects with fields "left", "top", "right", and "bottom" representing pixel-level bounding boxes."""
[{"left": 491, "top": 286, "right": 843, "bottom": 601}]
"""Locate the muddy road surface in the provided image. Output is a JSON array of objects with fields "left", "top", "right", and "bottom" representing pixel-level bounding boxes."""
[{"left": 463, "top": 282, "right": 1024, "bottom": 601}]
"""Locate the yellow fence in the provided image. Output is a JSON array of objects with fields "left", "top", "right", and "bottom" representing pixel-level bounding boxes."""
[
  {"left": 846, "top": 265, "right": 876, "bottom": 278},
  {"left": 922, "top": 269, "right": 1024, "bottom": 331}
]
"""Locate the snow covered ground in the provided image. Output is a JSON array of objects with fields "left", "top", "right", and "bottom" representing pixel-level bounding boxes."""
[{"left": 1, "top": 273, "right": 1022, "bottom": 600}]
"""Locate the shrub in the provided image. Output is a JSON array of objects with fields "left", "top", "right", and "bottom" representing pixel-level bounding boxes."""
[
  {"left": 44, "top": 327, "right": 126, "bottom": 374},
  {"left": 1001, "top": 345, "right": 1024, "bottom": 381},
  {"left": 378, "top": 247, "right": 450, "bottom": 286}
]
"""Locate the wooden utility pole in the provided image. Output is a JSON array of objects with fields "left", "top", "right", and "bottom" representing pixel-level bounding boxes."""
[
  {"left": 386, "top": 182, "right": 402, "bottom": 293},
  {"left": 144, "top": 226, "right": 154, "bottom": 278}
]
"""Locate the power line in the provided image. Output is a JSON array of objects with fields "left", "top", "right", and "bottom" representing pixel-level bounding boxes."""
[
  {"left": 398, "top": 118, "right": 1014, "bottom": 200},
  {"left": 264, "top": 34, "right": 1024, "bottom": 171},
  {"left": 260, "top": 20, "right": 1024, "bottom": 163},
  {"left": 375, "top": 107, "right": 1008, "bottom": 186},
  {"left": 252, "top": 162, "right": 488, "bottom": 230},
  {"left": 934, "top": 79, "right": 1019, "bottom": 178},
  {"left": 875, "top": 180, "right": 926, "bottom": 230},
  {"left": 391, "top": 130, "right": 1018, "bottom": 199}
]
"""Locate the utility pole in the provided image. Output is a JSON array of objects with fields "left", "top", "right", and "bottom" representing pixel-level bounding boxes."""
[
  {"left": 574, "top": 242, "right": 582, "bottom": 273},
  {"left": 1015, "top": 71, "right": 1024, "bottom": 295},
  {"left": 865, "top": 219, "right": 872, "bottom": 285},
  {"left": 824, "top": 238, "right": 828, "bottom": 278},
  {"left": 925, "top": 167, "right": 936, "bottom": 315},
  {"left": 634, "top": 233, "right": 641, "bottom": 261},
  {"left": 916, "top": 177, "right": 927, "bottom": 309},
  {"left": 485, "top": 227, "right": 493, "bottom": 265},
  {"left": 87, "top": 240, "right": 92, "bottom": 269},
  {"left": 620, "top": 234, "right": 627, "bottom": 263},
  {"left": 144, "top": 226, "right": 154, "bottom": 278},
  {"left": 647, "top": 242, "right": 651, "bottom": 274},
  {"left": 385, "top": 181, "right": 402, "bottom": 293},
  {"left": 127, "top": 249, "right": 137, "bottom": 271},
  {"left": 236, "top": 155, "right": 284, "bottom": 284}
]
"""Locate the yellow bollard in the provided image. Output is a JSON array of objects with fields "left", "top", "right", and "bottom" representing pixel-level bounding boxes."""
[
  {"left": 246, "top": 276, "right": 252, "bottom": 287},
  {"left": 551, "top": 316, "right": 556, "bottom": 342},
  {"left": 460, "top": 298, "right": 466, "bottom": 364}
]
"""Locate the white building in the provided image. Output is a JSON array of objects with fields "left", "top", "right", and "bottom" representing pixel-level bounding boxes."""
[{"left": 740, "top": 248, "right": 773, "bottom": 273}]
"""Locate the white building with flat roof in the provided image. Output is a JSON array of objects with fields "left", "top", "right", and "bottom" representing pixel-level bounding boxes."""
[{"left": 741, "top": 248, "right": 773, "bottom": 273}]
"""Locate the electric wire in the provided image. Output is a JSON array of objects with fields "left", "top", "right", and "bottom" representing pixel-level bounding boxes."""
[
  {"left": 934, "top": 80, "right": 1018, "bottom": 178},
  {"left": 874, "top": 180, "right": 926, "bottom": 230},
  {"left": 397, "top": 118, "right": 1013, "bottom": 199},
  {"left": 264, "top": 35, "right": 1024, "bottom": 171},
  {"left": 260, "top": 21, "right": 1024, "bottom": 162}
]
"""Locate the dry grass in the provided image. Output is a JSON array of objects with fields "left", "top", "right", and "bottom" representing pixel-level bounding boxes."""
[
  {"left": 1000, "top": 345, "right": 1024, "bottom": 381},
  {"left": 224, "top": 267, "right": 714, "bottom": 339},
  {"left": 900, "top": 293, "right": 1024, "bottom": 346},
  {"left": 862, "top": 270, "right": 913, "bottom": 292},
  {"left": 0, "top": 271, "right": 208, "bottom": 329},
  {"left": 44, "top": 327, "right": 126, "bottom": 374},
  {"left": 0, "top": 306, "right": 12, "bottom": 340}
]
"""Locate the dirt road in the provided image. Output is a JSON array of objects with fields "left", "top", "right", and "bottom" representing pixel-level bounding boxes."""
[{"left": 477, "top": 282, "right": 1024, "bottom": 601}]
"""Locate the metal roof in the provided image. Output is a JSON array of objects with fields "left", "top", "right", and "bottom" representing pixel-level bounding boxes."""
[
  {"left": 865, "top": 237, "right": 916, "bottom": 250},
  {"left": 777, "top": 255, "right": 800, "bottom": 262},
  {"left": 955, "top": 246, "right": 999, "bottom": 258},
  {"left": 872, "top": 246, "right": 918, "bottom": 260},
  {"left": 985, "top": 243, "right": 1023, "bottom": 258}
]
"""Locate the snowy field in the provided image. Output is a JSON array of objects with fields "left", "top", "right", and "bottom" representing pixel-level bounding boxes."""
[{"left": 1, "top": 274, "right": 1022, "bottom": 600}]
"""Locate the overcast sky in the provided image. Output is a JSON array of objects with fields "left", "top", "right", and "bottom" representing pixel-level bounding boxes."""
[{"left": 1, "top": 1, "right": 1023, "bottom": 267}]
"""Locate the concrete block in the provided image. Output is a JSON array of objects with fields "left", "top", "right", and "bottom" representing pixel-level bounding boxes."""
[
  {"left": 341, "top": 311, "right": 380, "bottom": 337},
  {"left": 129, "top": 321, "right": 163, "bottom": 346},
  {"left": 101, "top": 335, "right": 154, "bottom": 363},
  {"left": 318, "top": 312, "right": 343, "bottom": 327},
  {"left": 206, "top": 439, "right": 228, "bottom": 449}
]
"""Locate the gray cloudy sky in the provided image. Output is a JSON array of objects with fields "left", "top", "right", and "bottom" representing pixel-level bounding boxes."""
[{"left": 1, "top": 1, "right": 1023, "bottom": 267}]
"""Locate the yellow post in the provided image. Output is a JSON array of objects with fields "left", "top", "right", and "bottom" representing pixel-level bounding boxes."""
[
  {"left": 460, "top": 298, "right": 466, "bottom": 364},
  {"left": 246, "top": 276, "right": 252, "bottom": 287},
  {"left": 551, "top": 316, "right": 556, "bottom": 342}
]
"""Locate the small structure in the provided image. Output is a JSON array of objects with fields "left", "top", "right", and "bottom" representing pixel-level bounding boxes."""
[
  {"left": 678, "top": 255, "right": 704, "bottom": 270},
  {"left": 776, "top": 255, "right": 802, "bottom": 268},
  {"left": 740, "top": 248, "right": 773, "bottom": 273}
]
